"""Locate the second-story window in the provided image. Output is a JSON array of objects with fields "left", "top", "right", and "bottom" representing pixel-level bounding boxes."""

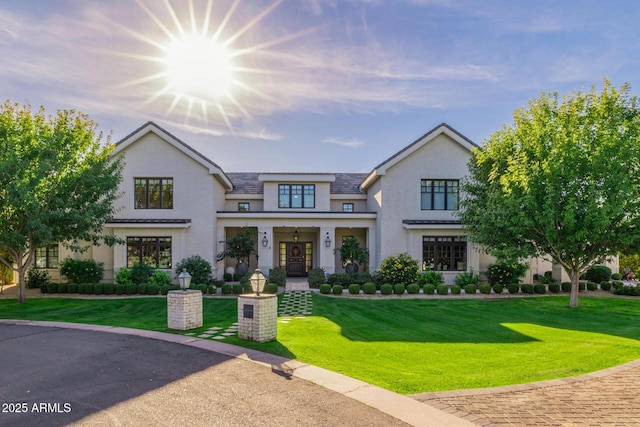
[
  {"left": 135, "top": 178, "right": 173, "bottom": 209},
  {"left": 342, "top": 203, "right": 354, "bottom": 212},
  {"left": 421, "top": 179, "right": 459, "bottom": 210},
  {"left": 278, "top": 184, "right": 315, "bottom": 208},
  {"left": 238, "top": 202, "right": 250, "bottom": 211}
]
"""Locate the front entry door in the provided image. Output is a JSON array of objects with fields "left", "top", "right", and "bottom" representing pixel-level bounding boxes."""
[{"left": 287, "top": 242, "right": 306, "bottom": 277}]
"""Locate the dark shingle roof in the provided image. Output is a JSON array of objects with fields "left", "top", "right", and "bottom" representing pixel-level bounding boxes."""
[
  {"left": 226, "top": 173, "right": 262, "bottom": 194},
  {"left": 226, "top": 172, "right": 367, "bottom": 195},
  {"left": 331, "top": 173, "right": 368, "bottom": 194}
]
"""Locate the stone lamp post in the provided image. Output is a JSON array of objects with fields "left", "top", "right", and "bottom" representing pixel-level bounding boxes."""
[
  {"left": 238, "top": 269, "right": 277, "bottom": 342},
  {"left": 168, "top": 270, "right": 202, "bottom": 331}
]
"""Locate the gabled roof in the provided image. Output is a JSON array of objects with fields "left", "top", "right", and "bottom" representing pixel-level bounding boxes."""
[
  {"left": 113, "top": 121, "right": 233, "bottom": 190},
  {"left": 360, "top": 123, "right": 478, "bottom": 191},
  {"left": 226, "top": 172, "right": 367, "bottom": 195}
]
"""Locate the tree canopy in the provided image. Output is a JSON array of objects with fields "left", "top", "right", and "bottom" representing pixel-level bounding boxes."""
[
  {"left": 0, "top": 101, "right": 123, "bottom": 303},
  {"left": 458, "top": 80, "right": 640, "bottom": 307}
]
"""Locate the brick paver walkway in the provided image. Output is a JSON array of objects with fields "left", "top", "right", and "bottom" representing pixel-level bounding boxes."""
[{"left": 413, "top": 359, "right": 640, "bottom": 426}]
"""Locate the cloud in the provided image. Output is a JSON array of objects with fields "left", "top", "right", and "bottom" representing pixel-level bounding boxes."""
[{"left": 322, "top": 136, "right": 364, "bottom": 148}]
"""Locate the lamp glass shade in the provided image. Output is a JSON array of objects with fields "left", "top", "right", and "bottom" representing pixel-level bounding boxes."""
[
  {"left": 177, "top": 270, "right": 192, "bottom": 290},
  {"left": 325, "top": 234, "right": 331, "bottom": 247},
  {"left": 262, "top": 235, "right": 268, "bottom": 247},
  {"left": 249, "top": 269, "right": 267, "bottom": 295}
]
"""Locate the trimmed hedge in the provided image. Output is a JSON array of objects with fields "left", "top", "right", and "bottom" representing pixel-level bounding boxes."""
[
  {"left": 380, "top": 284, "right": 393, "bottom": 295},
  {"left": 451, "top": 285, "right": 461, "bottom": 295},
  {"left": 507, "top": 283, "right": 520, "bottom": 294},
  {"left": 148, "top": 284, "right": 160, "bottom": 295},
  {"left": 479, "top": 284, "right": 491, "bottom": 294},
  {"left": 68, "top": 283, "right": 78, "bottom": 294},
  {"left": 137, "top": 283, "right": 148, "bottom": 294},
  {"left": 520, "top": 284, "right": 534, "bottom": 294},
  {"left": 464, "top": 284, "right": 477, "bottom": 294},
  {"left": 160, "top": 284, "right": 170, "bottom": 295},
  {"left": 423, "top": 284, "right": 435, "bottom": 295},
  {"left": 436, "top": 284, "right": 448, "bottom": 295},
  {"left": 221, "top": 284, "right": 232, "bottom": 295},
  {"left": 362, "top": 282, "right": 377, "bottom": 294},
  {"left": 319, "top": 284, "right": 331, "bottom": 294},
  {"left": 600, "top": 281, "right": 612, "bottom": 291},
  {"left": 307, "top": 268, "right": 326, "bottom": 288},
  {"left": 104, "top": 283, "right": 115, "bottom": 295},
  {"left": 548, "top": 283, "right": 560, "bottom": 293},
  {"left": 533, "top": 284, "right": 546, "bottom": 294},
  {"left": 94, "top": 283, "right": 104, "bottom": 295},
  {"left": 125, "top": 283, "right": 137, "bottom": 295},
  {"left": 58, "top": 283, "right": 68, "bottom": 294},
  {"left": 265, "top": 283, "right": 278, "bottom": 294},
  {"left": 407, "top": 283, "right": 420, "bottom": 294},
  {"left": 348, "top": 284, "right": 361, "bottom": 295},
  {"left": 492, "top": 284, "right": 504, "bottom": 294},
  {"left": 393, "top": 283, "right": 405, "bottom": 295},
  {"left": 332, "top": 285, "right": 344, "bottom": 295},
  {"left": 587, "top": 281, "right": 598, "bottom": 291},
  {"left": 561, "top": 282, "right": 572, "bottom": 292}
]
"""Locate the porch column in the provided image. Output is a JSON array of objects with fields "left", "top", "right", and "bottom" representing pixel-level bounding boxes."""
[
  {"left": 215, "top": 224, "right": 226, "bottom": 279},
  {"left": 257, "top": 226, "right": 274, "bottom": 274},
  {"left": 319, "top": 226, "right": 336, "bottom": 275},
  {"left": 366, "top": 227, "right": 376, "bottom": 272}
]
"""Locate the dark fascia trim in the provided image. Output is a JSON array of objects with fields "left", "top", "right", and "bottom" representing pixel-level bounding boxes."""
[
  {"left": 217, "top": 211, "right": 377, "bottom": 215},
  {"left": 107, "top": 218, "right": 192, "bottom": 224},
  {"left": 402, "top": 219, "right": 462, "bottom": 225}
]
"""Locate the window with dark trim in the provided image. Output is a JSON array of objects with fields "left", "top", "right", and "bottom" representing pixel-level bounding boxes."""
[
  {"left": 127, "top": 237, "right": 172, "bottom": 268},
  {"left": 135, "top": 178, "right": 173, "bottom": 209},
  {"left": 278, "top": 184, "right": 315, "bottom": 208},
  {"left": 35, "top": 244, "right": 59, "bottom": 269},
  {"left": 422, "top": 236, "right": 466, "bottom": 271},
  {"left": 238, "top": 202, "right": 250, "bottom": 211},
  {"left": 342, "top": 203, "right": 354, "bottom": 212},
  {"left": 420, "top": 179, "right": 459, "bottom": 210}
]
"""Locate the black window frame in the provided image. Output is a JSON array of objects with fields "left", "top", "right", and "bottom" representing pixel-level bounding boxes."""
[
  {"left": 422, "top": 236, "right": 467, "bottom": 271},
  {"left": 420, "top": 179, "right": 459, "bottom": 210},
  {"left": 34, "top": 244, "right": 59, "bottom": 269},
  {"left": 238, "top": 202, "right": 250, "bottom": 212},
  {"left": 342, "top": 203, "right": 354, "bottom": 212},
  {"left": 126, "top": 237, "right": 172, "bottom": 269},
  {"left": 278, "top": 184, "right": 315, "bottom": 209},
  {"left": 135, "top": 178, "right": 173, "bottom": 209}
]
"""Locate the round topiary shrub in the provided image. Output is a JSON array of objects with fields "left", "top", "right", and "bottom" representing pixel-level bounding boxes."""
[
  {"left": 507, "top": 283, "right": 520, "bottom": 294},
  {"left": 195, "top": 284, "right": 207, "bottom": 294},
  {"left": 587, "top": 281, "right": 598, "bottom": 291},
  {"left": 348, "top": 284, "right": 360, "bottom": 295},
  {"left": 584, "top": 265, "right": 612, "bottom": 283},
  {"left": 48, "top": 282, "right": 59, "bottom": 293},
  {"left": 115, "top": 283, "right": 125, "bottom": 295},
  {"left": 611, "top": 273, "right": 623, "bottom": 280},
  {"left": 58, "top": 283, "right": 68, "bottom": 294},
  {"left": 93, "top": 283, "right": 103, "bottom": 295},
  {"left": 77, "top": 283, "right": 86, "bottom": 294},
  {"left": 464, "top": 284, "right": 477, "bottom": 294},
  {"left": 479, "top": 284, "right": 491, "bottom": 294},
  {"left": 147, "top": 284, "right": 160, "bottom": 295},
  {"left": 264, "top": 283, "right": 278, "bottom": 294},
  {"left": 137, "top": 283, "right": 148, "bottom": 294},
  {"left": 221, "top": 284, "right": 232, "bottom": 295},
  {"left": 407, "top": 283, "right": 420, "bottom": 294},
  {"left": 103, "top": 283, "right": 115, "bottom": 295},
  {"left": 561, "top": 281, "right": 572, "bottom": 292},
  {"left": 579, "top": 282, "right": 586, "bottom": 291},
  {"left": 68, "top": 283, "right": 78, "bottom": 293},
  {"left": 451, "top": 284, "right": 461, "bottom": 295},
  {"left": 393, "top": 283, "right": 405, "bottom": 295},
  {"left": 533, "top": 284, "right": 546, "bottom": 294},
  {"left": 362, "top": 282, "right": 377, "bottom": 295},
  {"left": 436, "top": 284, "right": 449, "bottom": 295},
  {"left": 39, "top": 283, "right": 48, "bottom": 293},
  {"left": 423, "top": 284, "right": 435, "bottom": 295},
  {"left": 231, "top": 283, "right": 243, "bottom": 294},
  {"left": 319, "top": 284, "right": 331, "bottom": 294},
  {"left": 84, "top": 283, "right": 95, "bottom": 294},
  {"left": 332, "top": 285, "right": 344, "bottom": 295},
  {"left": 548, "top": 283, "right": 560, "bottom": 293},
  {"left": 380, "top": 284, "right": 393, "bottom": 295},
  {"left": 160, "top": 284, "right": 170, "bottom": 295},
  {"left": 492, "top": 284, "right": 504, "bottom": 294},
  {"left": 125, "top": 283, "right": 137, "bottom": 295},
  {"left": 600, "top": 281, "right": 612, "bottom": 291},
  {"left": 520, "top": 284, "right": 534, "bottom": 294}
]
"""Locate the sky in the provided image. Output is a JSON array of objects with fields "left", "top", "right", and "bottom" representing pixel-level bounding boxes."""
[{"left": 1, "top": 0, "right": 639, "bottom": 173}]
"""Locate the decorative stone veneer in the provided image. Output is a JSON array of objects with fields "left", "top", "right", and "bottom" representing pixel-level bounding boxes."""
[
  {"left": 167, "top": 290, "right": 203, "bottom": 330},
  {"left": 237, "top": 294, "right": 277, "bottom": 342}
]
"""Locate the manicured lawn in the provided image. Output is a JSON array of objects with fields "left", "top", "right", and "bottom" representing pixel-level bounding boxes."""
[{"left": 1, "top": 295, "right": 639, "bottom": 394}]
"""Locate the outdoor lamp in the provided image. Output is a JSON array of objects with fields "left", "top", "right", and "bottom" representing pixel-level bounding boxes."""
[
  {"left": 325, "top": 233, "right": 332, "bottom": 247},
  {"left": 262, "top": 234, "right": 268, "bottom": 247},
  {"left": 177, "top": 270, "right": 192, "bottom": 291},
  {"left": 292, "top": 229, "right": 299, "bottom": 242},
  {"left": 249, "top": 269, "right": 267, "bottom": 296}
]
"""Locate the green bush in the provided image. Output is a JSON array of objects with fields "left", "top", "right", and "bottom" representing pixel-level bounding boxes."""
[
  {"left": 327, "top": 273, "right": 353, "bottom": 287},
  {"left": 160, "top": 284, "right": 170, "bottom": 295},
  {"left": 94, "top": 283, "right": 104, "bottom": 295},
  {"left": 308, "top": 268, "right": 326, "bottom": 288},
  {"left": 130, "top": 263, "right": 155, "bottom": 285},
  {"left": 464, "top": 284, "right": 477, "bottom": 294},
  {"left": 393, "top": 283, "right": 405, "bottom": 295},
  {"left": 614, "top": 284, "right": 640, "bottom": 296},
  {"left": 378, "top": 253, "right": 419, "bottom": 285},
  {"left": 39, "top": 283, "right": 48, "bottom": 293},
  {"left": 60, "top": 258, "right": 104, "bottom": 284},
  {"left": 418, "top": 270, "right": 445, "bottom": 287},
  {"left": 233, "top": 272, "right": 242, "bottom": 281},
  {"left": 407, "top": 283, "right": 420, "bottom": 294},
  {"left": 332, "top": 284, "right": 344, "bottom": 295},
  {"left": 147, "top": 284, "right": 160, "bottom": 295},
  {"left": 587, "top": 281, "right": 598, "bottom": 291},
  {"left": 174, "top": 255, "right": 212, "bottom": 285},
  {"left": 223, "top": 272, "right": 232, "bottom": 282},
  {"left": 232, "top": 283, "right": 243, "bottom": 294},
  {"left": 548, "top": 283, "right": 560, "bottom": 293},
  {"left": 486, "top": 262, "right": 528, "bottom": 285},
  {"left": 584, "top": 265, "right": 612, "bottom": 283},
  {"left": 600, "top": 281, "right": 612, "bottom": 291},
  {"left": 533, "top": 284, "right": 546, "bottom": 294},
  {"left": 380, "top": 284, "right": 393, "bottom": 295},
  {"left": 436, "top": 284, "right": 449, "bottom": 295},
  {"left": 137, "top": 283, "right": 148, "bottom": 294},
  {"left": 264, "top": 283, "right": 278, "bottom": 294},
  {"left": 149, "top": 270, "right": 172, "bottom": 287},
  {"left": 47, "top": 282, "right": 58, "bottom": 293},
  {"left": 103, "top": 283, "right": 115, "bottom": 295},
  {"left": 65, "top": 283, "right": 76, "bottom": 293},
  {"left": 561, "top": 281, "right": 572, "bottom": 292},
  {"left": 84, "top": 283, "right": 95, "bottom": 294},
  {"left": 492, "top": 284, "right": 504, "bottom": 294},
  {"left": 362, "top": 282, "right": 377, "bottom": 294},
  {"left": 268, "top": 267, "right": 286, "bottom": 287},
  {"left": 115, "top": 283, "right": 125, "bottom": 295},
  {"left": 319, "top": 284, "right": 331, "bottom": 294},
  {"left": 58, "top": 283, "right": 68, "bottom": 294},
  {"left": 612, "top": 281, "right": 624, "bottom": 290},
  {"left": 115, "top": 267, "right": 133, "bottom": 285},
  {"left": 27, "top": 268, "right": 50, "bottom": 289},
  {"left": 611, "top": 273, "right": 623, "bottom": 280},
  {"left": 423, "top": 284, "right": 435, "bottom": 295},
  {"left": 348, "top": 284, "right": 361, "bottom": 295},
  {"left": 195, "top": 284, "right": 208, "bottom": 294},
  {"left": 221, "top": 284, "right": 232, "bottom": 295},
  {"left": 479, "top": 284, "right": 491, "bottom": 294},
  {"left": 579, "top": 282, "right": 586, "bottom": 291},
  {"left": 507, "top": 283, "right": 520, "bottom": 294},
  {"left": 125, "top": 283, "right": 138, "bottom": 295},
  {"left": 454, "top": 271, "right": 480, "bottom": 287},
  {"left": 77, "top": 283, "right": 86, "bottom": 294},
  {"left": 520, "top": 284, "right": 534, "bottom": 294},
  {"left": 451, "top": 285, "right": 461, "bottom": 295}
]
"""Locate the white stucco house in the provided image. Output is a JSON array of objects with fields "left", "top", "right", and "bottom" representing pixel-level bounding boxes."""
[{"left": 36, "top": 121, "right": 614, "bottom": 284}]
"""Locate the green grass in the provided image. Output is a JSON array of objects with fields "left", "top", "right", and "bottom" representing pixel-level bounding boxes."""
[{"left": 2, "top": 295, "right": 639, "bottom": 394}]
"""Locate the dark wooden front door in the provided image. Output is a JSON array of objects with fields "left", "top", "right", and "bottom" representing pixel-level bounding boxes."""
[{"left": 286, "top": 242, "right": 306, "bottom": 277}]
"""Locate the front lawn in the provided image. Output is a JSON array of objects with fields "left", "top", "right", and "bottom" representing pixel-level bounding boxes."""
[{"left": 1, "top": 295, "right": 639, "bottom": 394}]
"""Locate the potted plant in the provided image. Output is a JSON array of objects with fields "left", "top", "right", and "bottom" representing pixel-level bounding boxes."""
[
  {"left": 217, "top": 229, "right": 256, "bottom": 277},
  {"left": 335, "top": 237, "right": 368, "bottom": 274}
]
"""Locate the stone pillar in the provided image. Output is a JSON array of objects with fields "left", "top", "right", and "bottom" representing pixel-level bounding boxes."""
[
  {"left": 167, "top": 290, "right": 203, "bottom": 331},
  {"left": 237, "top": 294, "right": 277, "bottom": 342}
]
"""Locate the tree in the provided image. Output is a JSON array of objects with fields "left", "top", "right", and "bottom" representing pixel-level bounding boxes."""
[
  {"left": 0, "top": 101, "right": 123, "bottom": 303},
  {"left": 458, "top": 80, "right": 640, "bottom": 308}
]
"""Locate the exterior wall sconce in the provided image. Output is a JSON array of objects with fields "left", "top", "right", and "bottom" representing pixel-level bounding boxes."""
[
  {"left": 262, "top": 233, "right": 268, "bottom": 247},
  {"left": 325, "top": 233, "right": 332, "bottom": 247},
  {"left": 293, "top": 229, "right": 299, "bottom": 242}
]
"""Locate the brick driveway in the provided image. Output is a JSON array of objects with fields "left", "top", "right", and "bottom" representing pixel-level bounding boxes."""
[{"left": 413, "top": 359, "right": 640, "bottom": 426}]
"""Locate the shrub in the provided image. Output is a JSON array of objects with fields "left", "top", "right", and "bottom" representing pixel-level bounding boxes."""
[
  {"left": 464, "top": 284, "right": 477, "bottom": 294},
  {"left": 436, "top": 284, "right": 449, "bottom": 295},
  {"left": 348, "top": 284, "right": 361, "bottom": 295},
  {"left": 130, "top": 263, "right": 155, "bottom": 285},
  {"left": 479, "top": 284, "right": 491, "bottom": 294},
  {"left": 39, "top": 283, "right": 48, "bottom": 293},
  {"left": 579, "top": 282, "right": 586, "bottom": 291},
  {"left": 418, "top": 270, "right": 445, "bottom": 287},
  {"left": 560, "top": 281, "right": 571, "bottom": 292},
  {"left": 600, "top": 281, "right": 612, "bottom": 291},
  {"left": 486, "top": 262, "right": 528, "bottom": 285},
  {"left": 393, "top": 283, "right": 405, "bottom": 295},
  {"left": 232, "top": 272, "right": 242, "bottom": 281},
  {"left": 587, "top": 281, "right": 598, "bottom": 291},
  {"left": 378, "top": 253, "right": 419, "bottom": 285},
  {"left": 614, "top": 284, "right": 640, "bottom": 296},
  {"left": 66, "top": 283, "right": 77, "bottom": 293},
  {"left": 115, "top": 267, "right": 133, "bottom": 285},
  {"left": 332, "top": 285, "right": 344, "bottom": 295},
  {"left": 160, "top": 284, "right": 170, "bottom": 295},
  {"left": 60, "top": 258, "right": 104, "bottom": 284},
  {"left": 319, "top": 284, "right": 331, "bottom": 294},
  {"left": 232, "top": 284, "right": 243, "bottom": 294},
  {"left": 327, "top": 273, "right": 353, "bottom": 287},
  {"left": 584, "top": 265, "right": 612, "bottom": 283},
  {"left": 264, "top": 283, "right": 278, "bottom": 294},
  {"left": 451, "top": 285, "right": 461, "bottom": 295},
  {"left": 308, "top": 268, "right": 326, "bottom": 288},
  {"left": 47, "top": 282, "right": 58, "bottom": 293},
  {"left": 84, "top": 283, "right": 95, "bottom": 294},
  {"left": 454, "top": 271, "right": 480, "bottom": 287},
  {"left": 27, "top": 268, "right": 50, "bottom": 289},
  {"left": 492, "top": 283, "right": 504, "bottom": 294},
  {"left": 221, "top": 284, "right": 232, "bottom": 295},
  {"left": 94, "top": 283, "right": 104, "bottom": 295},
  {"left": 507, "top": 283, "right": 520, "bottom": 294},
  {"left": 58, "top": 283, "right": 68, "bottom": 294},
  {"left": 533, "top": 284, "right": 546, "bottom": 294},
  {"left": 223, "top": 272, "right": 233, "bottom": 282},
  {"left": 423, "top": 284, "right": 435, "bottom": 295},
  {"left": 407, "top": 283, "right": 420, "bottom": 294},
  {"left": 195, "top": 284, "right": 208, "bottom": 294},
  {"left": 77, "top": 283, "right": 86, "bottom": 294},
  {"left": 137, "top": 283, "right": 148, "bottom": 294},
  {"left": 520, "top": 284, "right": 534, "bottom": 294},
  {"left": 149, "top": 270, "right": 172, "bottom": 287},
  {"left": 174, "top": 255, "right": 212, "bottom": 285},
  {"left": 123, "top": 283, "right": 136, "bottom": 295},
  {"left": 115, "top": 283, "right": 125, "bottom": 295},
  {"left": 380, "top": 284, "right": 393, "bottom": 295},
  {"left": 103, "top": 283, "right": 115, "bottom": 295},
  {"left": 611, "top": 273, "right": 623, "bottom": 280},
  {"left": 268, "top": 267, "right": 286, "bottom": 287},
  {"left": 612, "top": 281, "right": 624, "bottom": 291},
  {"left": 548, "top": 283, "right": 560, "bottom": 293},
  {"left": 362, "top": 282, "right": 377, "bottom": 294},
  {"left": 147, "top": 284, "right": 160, "bottom": 295}
]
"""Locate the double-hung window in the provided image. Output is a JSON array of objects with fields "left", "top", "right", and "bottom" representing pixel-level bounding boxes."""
[
  {"left": 135, "top": 178, "right": 173, "bottom": 209},
  {"left": 35, "top": 244, "right": 59, "bottom": 269},
  {"left": 421, "top": 179, "right": 459, "bottom": 210},
  {"left": 127, "top": 237, "right": 172, "bottom": 269},
  {"left": 422, "top": 236, "right": 467, "bottom": 271},
  {"left": 278, "top": 184, "right": 315, "bottom": 208}
]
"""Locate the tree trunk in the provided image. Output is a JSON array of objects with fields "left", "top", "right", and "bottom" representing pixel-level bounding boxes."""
[
  {"left": 569, "top": 270, "right": 580, "bottom": 308},
  {"left": 17, "top": 267, "right": 26, "bottom": 304}
]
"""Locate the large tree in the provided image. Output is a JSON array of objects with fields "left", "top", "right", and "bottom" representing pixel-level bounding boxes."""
[
  {"left": 458, "top": 80, "right": 640, "bottom": 308},
  {"left": 0, "top": 101, "right": 123, "bottom": 303}
]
